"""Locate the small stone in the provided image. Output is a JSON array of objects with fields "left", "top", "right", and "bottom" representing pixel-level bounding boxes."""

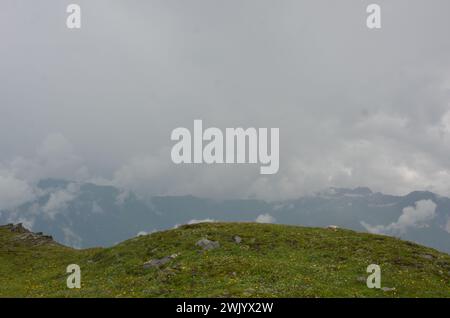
[
  {"left": 381, "top": 287, "right": 396, "bottom": 292},
  {"left": 420, "top": 254, "right": 434, "bottom": 260},
  {"left": 196, "top": 238, "right": 220, "bottom": 250},
  {"left": 233, "top": 235, "right": 242, "bottom": 244},
  {"left": 357, "top": 276, "right": 366, "bottom": 282},
  {"left": 327, "top": 225, "right": 339, "bottom": 230}
]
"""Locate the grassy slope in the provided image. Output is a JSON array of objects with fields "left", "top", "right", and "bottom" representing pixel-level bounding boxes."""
[{"left": 0, "top": 222, "right": 449, "bottom": 297}]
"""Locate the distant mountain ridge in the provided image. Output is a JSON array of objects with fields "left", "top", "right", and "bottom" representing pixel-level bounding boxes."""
[{"left": 0, "top": 178, "right": 449, "bottom": 253}]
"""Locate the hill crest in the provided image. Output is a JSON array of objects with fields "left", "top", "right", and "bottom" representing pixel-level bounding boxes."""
[{"left": 1, "top": 222, "right": 449, "bottom": 297}]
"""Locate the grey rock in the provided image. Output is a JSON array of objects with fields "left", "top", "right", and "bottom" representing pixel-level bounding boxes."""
[
  {"left": 420, "top": 254, "right": 435, "bottom": 260},
  {"left": 143, "top": 253, "right": 179, "bottom": 269},
  {"left": 9, "top": 227, "right": 56, "bottom": 246},
  {"left": 10, "top": 223, "right": 29, "bottom": 233},
  {"left": 196, "top": 238, "right": 220, "bottom": 250},
  {"left": 233, "top": 235, "right": 242, "bottom": 244}
]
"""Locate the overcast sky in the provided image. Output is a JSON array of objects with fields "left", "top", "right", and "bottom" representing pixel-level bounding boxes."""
[{"left": 1, "top": 0, "right": 450, "bottom": 204}]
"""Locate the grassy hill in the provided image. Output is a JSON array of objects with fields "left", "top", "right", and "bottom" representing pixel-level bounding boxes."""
[{"left": 0, "top": 222, "right": 449, "bottom": 297}]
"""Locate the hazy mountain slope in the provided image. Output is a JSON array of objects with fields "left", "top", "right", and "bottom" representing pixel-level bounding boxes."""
[
  {"left": 0, "top": 179, "right": 161, "bottom": 247},
  {"left": 0, "top": 222, "right": 449, "bottom": 297},
  {"left": 1, "top": 179, "right": 449, "bottom": 253}
]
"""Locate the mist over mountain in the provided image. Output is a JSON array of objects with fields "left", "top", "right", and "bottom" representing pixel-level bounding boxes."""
[
  {"left": 1, "top": 2, "right": 450, "bottom": 257},
  {"left": 0, "top": 179, "right": 448, "bottom": 253}
]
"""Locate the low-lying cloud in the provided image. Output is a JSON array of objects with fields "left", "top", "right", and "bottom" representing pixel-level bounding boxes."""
[
  {"left": 42, "top": 183, "right": 80, "bottom": 219},
  {"left": 2, "top": 1, "right": 450, "bottom": 203},
  {"left": 0, "top": 171, "right": 36, "bottom": 210},
  {"left": 445, "top": 217, "right": 450, "bottom": 234},
  {"left": 361, "top": 200, "right": 437, "bottom": 235},
  {"left": 255, "top": 214, "right": 276, "bottom": 224}
]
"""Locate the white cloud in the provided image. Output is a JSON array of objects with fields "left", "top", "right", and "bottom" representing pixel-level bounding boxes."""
[
  {"left": 0, "top": 171, "right": 36, "bottom": 210},
  {"left": 42, "top": 183, "right": 80, "bottom": 219},
  {"left": 0, "top": 133, "right": 90, "bottom": 215},
  {"left": 10, "top": 133, "right": 89, "bottom": 183},
  {"left": 136, "top": 229, "right": 157, "bottom": 237},
  {"left": 6, "top": 216, "right": 35, "bottom": 231},
  {"left": 61, "top": 227, "right": 82, "bottom": 248},
  {"left": 187, "top": 218, "right": 216, "bottom": 225},
  {"left": 361, "top": 200, "right": 437, "bottom": 235},
  {"left": 3, "top": 3, "right": 450, "bottom": 201},
  {"left": 255, "top": 213, "right": 276, "bottom": 224},
  {"left": 445, "top": 217, "right": 450, "bottom": 234},
  {"left": 115, "top": 189, "right": 131, "bottom": 206}
]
